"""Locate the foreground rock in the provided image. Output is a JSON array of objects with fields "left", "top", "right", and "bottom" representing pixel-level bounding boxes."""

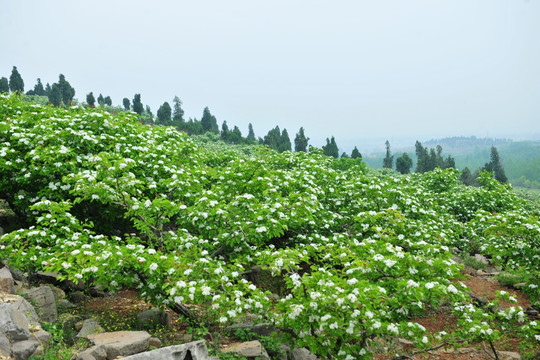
[
  {"left": 21, "top": 286, "right": 58, "bottom": 323},
  {"left": 0, "top": 268, "right": 14, "bottom": 294},
  {"left": 87, "top": 331, "right": 151, "bottom": 359},
  {"left": 121, "top": 340, "right": 217, "bottom": 360},
  {"left": 0, "top": 292, "right": 51, "bottom": 360},
  {"left": 223, "top": 340, "right": 271, "bottom": 359}
]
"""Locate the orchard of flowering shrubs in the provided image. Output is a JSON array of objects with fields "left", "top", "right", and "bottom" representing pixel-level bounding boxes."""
[{"left": 0, "top": 94, "right": 539, "bottom": 358}]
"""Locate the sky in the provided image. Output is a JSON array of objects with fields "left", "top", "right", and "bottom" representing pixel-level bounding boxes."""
[{"left": 1, "top": 0, "right": 540, "bottom": 153}]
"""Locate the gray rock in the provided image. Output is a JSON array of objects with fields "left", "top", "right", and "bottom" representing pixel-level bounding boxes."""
[
  {"left": 223, "top": 340, "right": 270, "bottom": 359},
  {"left": 22, "top": 286, "right": 58, "bottom": 323},
  {"left": 76, "top": 345, "right": 107, "bottom": 360},
  {"left": 291, "top": 347, "right": 318, "bottom": 360},
  {"left": 32, "top": 329, "right": 51, "bottom": 344},
  {"left": 0, "top": 267, "right": 15, "bottom": 294},
  {"left": 87, "top": 331, "right": 151, "bottom": 359},
  {"left": 474, "top": 254, "right": 489, "bottom": 265},
  {"left": 121, "top": 340, "right": 211, "bottom": 360},
  {"left": 498, "top": 351, "right": 521, "bottom": 360},
  {"left": 136, "top": 308, "right": 169, "bottom": 329},
  {"left": 76, "top": 319, "right": 104, "bottom": 338},
  {"left": 0, "top": 304, "right": 30, "bottom": 341},
  {"left": 3, "top": 295, "right": 40, "bottom": 327},
  {"left": 0, "top": 332, "right": 10, "bottom": 357},
  {"left": 513, "top": 282, "right": 526, "bottom": 289},
  {"left": 149, "top": 337, "right": 162, "bottom": 348},
  {"left": 11, "top": 339, "right": 39, "bottom": 360},
  {"left": 58, "top": 299, "right": 76, "bottom": 311},
  {"left": 48, "top": 285, "right": 66, "bottom": 302},
  {"left": 70, "top": 291, "right": 88, "bottom": 304}
]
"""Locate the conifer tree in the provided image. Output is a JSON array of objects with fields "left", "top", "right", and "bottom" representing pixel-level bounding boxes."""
[
  {"left": 104, "top": 96, "right": 112, "bottom": 106},
  {"left": 278, "top": 129, "right": 292, "bottom": 153},
  {"left": 323, "top": 137, "right": 339, "bottom": 158},
  {"left": 294, "top": 127, "right": 309, "bottom": 152},
  {"left": 383, "top": 140, "right": 393, "bottom": 169},
  {"left": 132, "top": 94, "right": 144, "bottom": 115},
  {"left": 172, "top": 96, "right": 185, "bottom": 125},
  {"left": 485, "top": 146, "right": 507, "bottom": 183},
  {"left": 351, "top": 146, "right": 362, "bottom": 159},
  {"left": 0, "top": 77, "right": 9, "bottom": 93},
  {"left": 221, "top": 121, "right": 230, "bottom": 141},
  {"left": 156, "top": 102, "right": 172, "bottom": 126},
  {"left": 86, "top": 92, "right": 96, "bottom": 107},
  {"left": 97, "top": 94, "right": 105, "bottom": 106},
  {"left": 123, "top": 98, "right": 131, "bottom": 111},
  {"left": 230, "top": 126, "right": 243, "bottom": 144},
  {"left": 263, "top": 126, "right": 281, "bottom": 151},
  {"left": 9, "top": 66, "right": 24, "bottom": 93},
  {"left": 57, "top": 74, "right": 75, "bottom": 106},
  {"left": 201, "top": 107, "right": 219, "bottom": 134},
  {"left": 247, "top": 123, "right": 256, "bottom": 142},
  {"left": 48, "top": 84, "right": 62, "bottom": 107},
  {"left": 396, "top": 153, "right": 413, "bottom": 174},
  {"left": 32, "top": 78, "right": 45, "bottom": 96}
]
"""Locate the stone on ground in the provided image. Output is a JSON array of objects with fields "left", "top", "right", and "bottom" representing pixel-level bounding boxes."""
[
  {"left": 222, "top": 340, "right": 271, "bottom": 359},
  {"left": 87, "top": 331, "right": 151, "bottom": 359},
  {"left": 121, "top": 340, "right": 212, "bottom": 360},
  {"left": 0, "top": 268, "right": 15, "bottom": 294},
  {"left": 21, "top": 286, "right": 58, "bottom": 323},
  {"left": 76, "top": 319, "right": 104, "bottom": 338},
  {"left": 11, "top": 339, "right": 39, "bottom": 360}
]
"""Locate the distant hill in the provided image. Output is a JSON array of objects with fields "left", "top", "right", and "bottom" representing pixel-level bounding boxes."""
[
  {"left": 363, "top": 137, "right": 540, "bottom": 189},
  {"left": 424, "top": 136, "right": 512, "bottom": 153}
]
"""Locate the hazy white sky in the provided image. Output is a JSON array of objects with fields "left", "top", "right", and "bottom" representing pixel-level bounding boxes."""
[{"left": 1, "top": 0, "right": 539, "bottom": 152}]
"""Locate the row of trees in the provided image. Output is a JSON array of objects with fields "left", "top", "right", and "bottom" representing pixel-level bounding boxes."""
[
  {"left": 2, "top": 66, "right": 364, "bottom": 159},
  {"left": 383, "top": 139, "right": 507, "bottom": 185}
]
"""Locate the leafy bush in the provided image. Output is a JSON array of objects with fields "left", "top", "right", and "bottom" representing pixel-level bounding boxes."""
[{"left": 1, "top": 93, "right": 539, "bottom": 359}]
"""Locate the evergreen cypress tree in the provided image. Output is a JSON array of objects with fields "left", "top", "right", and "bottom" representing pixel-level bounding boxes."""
[
  {"left": 33, "top": 78, "right": 45, "bottom": 96},
  {"left": 57, "top": 74, "right": 75, "bottom": 106},
  {"left": 230, "top": 126, "right": 243, "bottom": 144},
  {"left": 97, "top": 94, "right": 105, "bottom": 106},
  {"left": 278, "top": 129, "right": 292, "bottom": 153},
  {"left": 351, "top": 146, "right": 362, "bottom": 159},
  {"left": 221, "top": 121, "right": 230, "bottom": 141},
  {"left": 86, "top": 92, "right": 96, "bottom": 107},
  {"left": 201, "top": 107, "right": 218, "bottom": 133},
  {"left": 123, "top": 98, "right": 131, "bottom": 111},
  {"left": 294, "top": 127, "right": 309, "bottom": 152},
  {"left": 0, "top": 77, "right": 9, "bottom": 93},
  {"left": 48, "top": 84, "right": 62, "bottom": 107},
  {"left": 132, "top": 94, "right": 144, "bottom": 115},
  {"left": 323, "top": 137, "right": 339, "bottom": 158},
  {"left": 9, "top": 66, "right": 24, "bottom": 93},
  {"left": 156, "top": 102, "right": 172, "bottom": 126},
  {"left": 263, "top": 126, "right": 281, "bottom": 151},
  {"left": 489, "top": 146, "right": 507, "bottom": 183},
  {"left": 104, "top": 96, "right": 112, "bottom": 106},
  {"left": 247, "top": 123, "right": 256, "bottom": 142},
  {"left": 383, "top": 140, "right": 393, "bottom": 169},
  {"left": 172, "top": 96, "right": 185, "bottom": 126},
  {"left": 396, "top": 153, "right": 413, "bottom": 174},
  {"left": 415, "top": 141, "right": 429, "bottom": 173}
]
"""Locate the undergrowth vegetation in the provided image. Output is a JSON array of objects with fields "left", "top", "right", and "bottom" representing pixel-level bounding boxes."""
[{"left": 1, "top": 94, "right": 539, "bottom": 359}]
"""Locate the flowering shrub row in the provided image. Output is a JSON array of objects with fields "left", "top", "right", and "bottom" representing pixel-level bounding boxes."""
[{"left": 0, "top": 94, "right": 538, "bottom": 358}]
